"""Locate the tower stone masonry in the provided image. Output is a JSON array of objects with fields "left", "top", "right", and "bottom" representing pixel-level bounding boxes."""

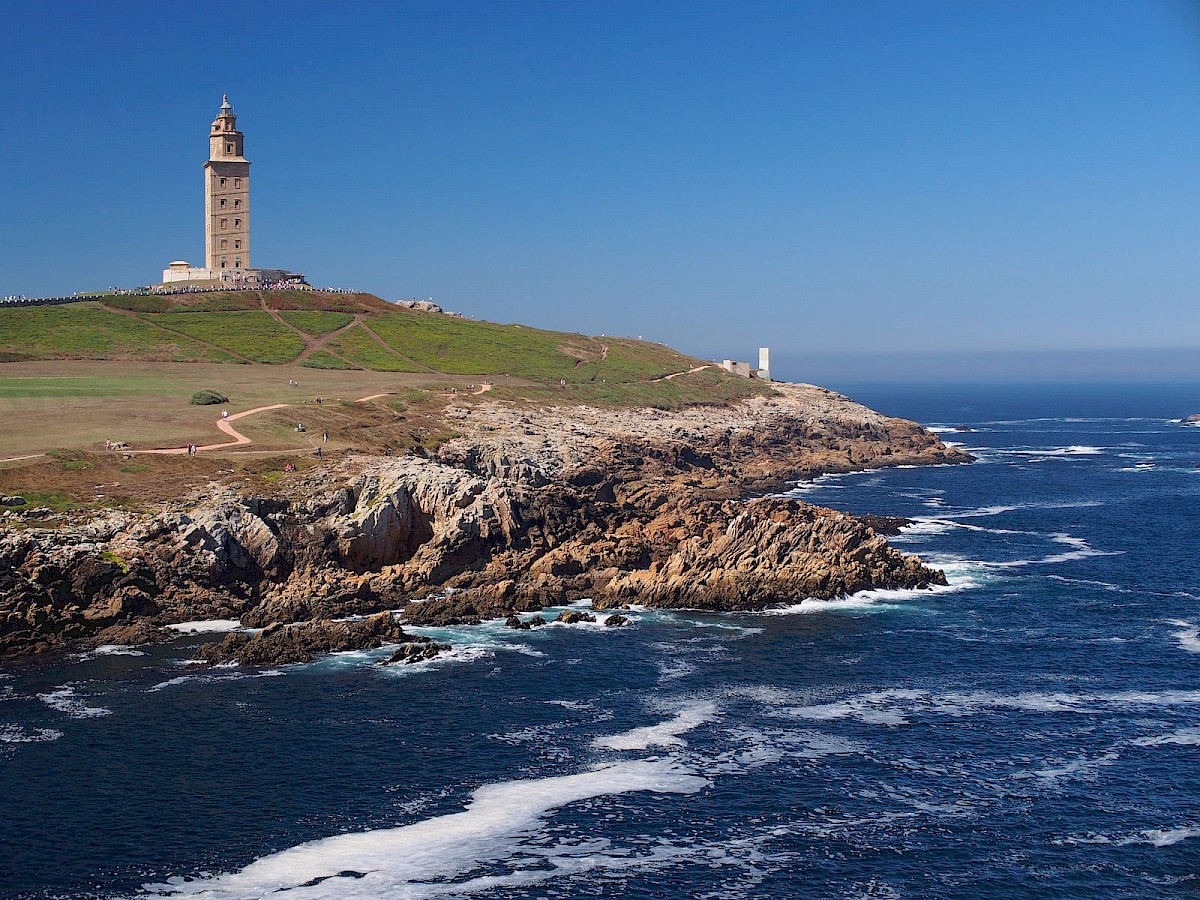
[{"left": 204, "top": 95, "right": 250, "bottom": 272}]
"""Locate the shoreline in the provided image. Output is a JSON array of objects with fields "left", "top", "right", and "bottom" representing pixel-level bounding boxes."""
[{"left": 0, "top": 382, "right": 970, "bottom": 663}]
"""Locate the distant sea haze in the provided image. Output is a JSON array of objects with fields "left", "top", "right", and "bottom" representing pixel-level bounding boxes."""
[{"left": 753, "top": 347, "right": 1200, "bottom": 384}]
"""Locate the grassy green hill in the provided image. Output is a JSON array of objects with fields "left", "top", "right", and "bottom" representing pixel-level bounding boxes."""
[{"left": 0, "top": 291, "right": 769, "bottom": 408}]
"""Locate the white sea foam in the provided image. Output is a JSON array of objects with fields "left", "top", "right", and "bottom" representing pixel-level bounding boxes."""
[
  {"left": 138, "top": 759, "right": 708, "bottom": 899},
  {"left": 375, "top": 644, "right": 500, "bottom": 676},
  {"left": 990, "top": 532, "right": 1120, "bottom": 567},
  {"left": 763, "top": 595, "right": 906, "bottom": 616},
  {"left": 36, "top": 683, "right": 111, "bottom": 719},
  {"left": 927, "top": 532, "right": 1117, "bottom": 571},
  {"left": 899, "top": 518, "right": 957, "bottom": 538},
  {"left": 655, "top": 658, "right": 696, "bottom": 682},
  {"left": 1132, "top": 727, "right": 1200, "bottom": 747},
  {"left": 0, "top": 723, "right": 64, "bottom": 745},
  {"left": 1140, "top": 827, "right": 1200, "bottom": 847},
  {"left": 1023, "top": 751, "right": 1120, "bottom": 782},
  {"left": 166, "top": 619, "right": 242, "bottom": 633},
  {"left": 546, "top": 699, "right": 594, "bottom": 711},
  {"left": 763, "top": 561, "right": 980, "bottom": 617},
  {"left": 593, "top": 699, "right": 719, "bottom": 751},
  {"left": 146, "top": 669, "right": 285, "bottom": 692},
  {"left": 995, "top": 445, "right": 1105, "bottom": 458},
  {"left": 88, "top": 644, "right": 147, "bottom": 657},
  {"left": 783, "top": 687, "right": 1200, "bottom": 728},
  {"left": 1166, "top": 620, "right": 1200, "bottom": 654}
]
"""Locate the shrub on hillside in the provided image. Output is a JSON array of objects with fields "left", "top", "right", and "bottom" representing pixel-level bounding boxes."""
[{"left": 190, "top": 390, "right": 229, "bottom": 406}]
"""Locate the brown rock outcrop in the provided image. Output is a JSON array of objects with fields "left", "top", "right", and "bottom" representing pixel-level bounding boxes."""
[
  {"left": 197, "top": 612, "right": 435, "bottom": 666},
  {"left": 0, "top": 382, "right": 968, "bottom": 659}
]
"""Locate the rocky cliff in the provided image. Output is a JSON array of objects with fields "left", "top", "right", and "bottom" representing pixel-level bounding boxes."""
[{"left": 0, "top": 383, "right": 969, "bottom": 660}]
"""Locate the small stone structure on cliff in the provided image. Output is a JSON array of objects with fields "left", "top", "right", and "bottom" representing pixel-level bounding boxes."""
[{"left": 720, "top": 347, "right": 771, "bottom": 381}]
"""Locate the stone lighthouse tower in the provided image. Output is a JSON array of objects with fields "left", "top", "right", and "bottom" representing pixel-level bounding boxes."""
[{"left": 204, "top": 95, "right": 250, "bottom": 272}]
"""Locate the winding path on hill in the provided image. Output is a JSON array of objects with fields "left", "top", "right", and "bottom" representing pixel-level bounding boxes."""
[
  {"left": 355, "top": 382, "right": 493, "bottom": 404},
  {"left": 138, "top": 403, "right": 291, "bottom": 454},
  {"left": 356, "top": 320, "right": 439, "bottom": 373},
  {"left": 98, "top": 303, "right": 257, "bottom": 363},
  {"left": 256, "top": 294, "right": 361, "bottom": 368},
  {"left": 652, "top": 364, "right": 714, "bottom": 382}
]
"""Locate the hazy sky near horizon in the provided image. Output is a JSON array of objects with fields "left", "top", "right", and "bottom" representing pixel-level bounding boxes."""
[{"left": 2, "top": 0, "right": 1199, "bottom": 377}]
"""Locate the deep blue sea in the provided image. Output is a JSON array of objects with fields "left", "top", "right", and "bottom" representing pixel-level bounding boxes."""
[{"left": 2, "top": 382, "right": 1199, "bottom": 899}]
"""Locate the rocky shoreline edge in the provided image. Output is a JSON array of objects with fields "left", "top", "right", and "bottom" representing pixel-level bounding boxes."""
[{"left": 0, "top": 383, "right": 970, "bottom": 664}]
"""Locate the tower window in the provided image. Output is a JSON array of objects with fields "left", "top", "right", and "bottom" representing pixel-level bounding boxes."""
[
  {"left": 219, "top": 199, "right": 226, "bottom": 209},
  {"left": 220, "top": 178, "right": 226, "bottom": 187},
  {"left": 220, "top": 218, "right": 227, "bottom": 228},
  {"left": 234, "top": 218, "right": 241, "bottom": 227},
  {"left": 226, "top": 143, "right": 234, "bottom": 153},
  {"left": 235, "top": 257, "right": 242, "bottom": 268},
  {"left": 234, "top": 199, "right": 241, "bottom": 208},
  {"left": 234, "top": 240, "right": 241, "bottom": 249},
  {"left": 234, "top": 178, "right": 241, "bottom": 187},
  {"left": 221, "top": 239, "right": 228, "bottom": 249},
  {"left": 220, "top": 257, "right": 228, "bottom": 269}
]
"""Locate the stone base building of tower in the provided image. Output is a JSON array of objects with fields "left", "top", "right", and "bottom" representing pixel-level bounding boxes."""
[{"left": 161, "top": 96, "right": 306, "bottom": 289}]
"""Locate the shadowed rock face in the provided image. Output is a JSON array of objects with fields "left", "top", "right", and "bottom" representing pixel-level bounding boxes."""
[
  {"left": 197, "top": 612, "right": 438, "bottom": 666},
  {"left": 0, "top": 384, "right": 969, "bottom": 660}
]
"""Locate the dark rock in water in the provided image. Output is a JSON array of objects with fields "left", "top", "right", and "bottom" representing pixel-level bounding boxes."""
[
  {"left": 855, "top": 514, "right": 913, "bottom": 536},
  {"left": 953, "top": 425, "right": 974, "bottom": 432},
  {"left": 527, "top": 615, "right": 547, "bottom": 627},
  {"left": 1184, "top": 413, "right": 1200, "bottom": 424},
  {"left": 557, "top": 610, "right": 596, "bottom": 624},
  {"left": 85, "top": 622, "right": 173, "bottom": 648},
  {"left": 383, "top": 641, "right": 450, "bottom": 665},
  {"left": 603, "top": 614, "right": 630, "bottom": 627},
  {"left": 198, "top": 612, "right": 436, "bottom": 666},
  {"left": 505, "top": 615, "right": 531, "bottom": 630}
]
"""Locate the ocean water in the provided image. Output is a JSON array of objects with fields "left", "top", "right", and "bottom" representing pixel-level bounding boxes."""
[{"left": 1, "top": 382, "right": 1198, "bottom": 899}]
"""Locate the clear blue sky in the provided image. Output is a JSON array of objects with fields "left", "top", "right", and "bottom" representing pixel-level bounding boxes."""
[{"left": 3, "top": 0, "right": 1199, "bottom": 380}]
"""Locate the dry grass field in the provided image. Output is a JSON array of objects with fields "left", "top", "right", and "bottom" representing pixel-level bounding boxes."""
[
  {"left": 0, "top": 292, "right": 771, "bottom": 511},
  {"left": 0, "top": 360, "right": 484, "bottom": 457}
]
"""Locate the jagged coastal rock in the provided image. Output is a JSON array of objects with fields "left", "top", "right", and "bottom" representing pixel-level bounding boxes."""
[
  {"left": 0, "top": 383, "right": 969, "bottom": 660},
  {"left": 198, "top": 612, "right": 440, "bottom": 666}
]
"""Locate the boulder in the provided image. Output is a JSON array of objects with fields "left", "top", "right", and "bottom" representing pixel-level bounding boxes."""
[
  {"left": 382, "top": 641, "right": 450, "bottom": 665},
  {"left": 197, "top": 612, "right": 438, "bottom": 666},
  {"left": 557, "top": 610, "right": 596, "bottom": 625}
]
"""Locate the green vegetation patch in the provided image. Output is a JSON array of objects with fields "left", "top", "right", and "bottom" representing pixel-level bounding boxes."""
[
  {"left": 301, "top": 351, "right": 357, "bottom": 370},
  {"left": 173, "top": 292, "right": 262, "bottom": 313},
  {"left": 494, "top": 365, "right": 771, "bottom": 409},
  {"left": 101, "top": 550, "right": 130, "bottom": 572},
  {"left": 366, "top": 311, "right": 584, "bottom": 378},
  {"left": 0, "top": 303, "right": 215, "bottom": 362},
  {"left": 4, "top": 491, "right": 77, "bottom": 513},
  {"left": 102, "top": 295, "right": 175, "bottom": 313},
  {"left": 190, "top": 390, "right": 230, "bottom": 405},
  {"left": 145, "top": 311, "right": 306, "bottom": 363},
  {"left": 326, "top": 324, "right": 422, "bottom": 372},
  {"left": 278, "top": 310, "right": 355, "bottom": 335},
  {"left": 264, "top": 291, "right": 392, "bottom": 313},
  {"left": 364, "top": 309, "right": 695, "bottom": 386}
]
